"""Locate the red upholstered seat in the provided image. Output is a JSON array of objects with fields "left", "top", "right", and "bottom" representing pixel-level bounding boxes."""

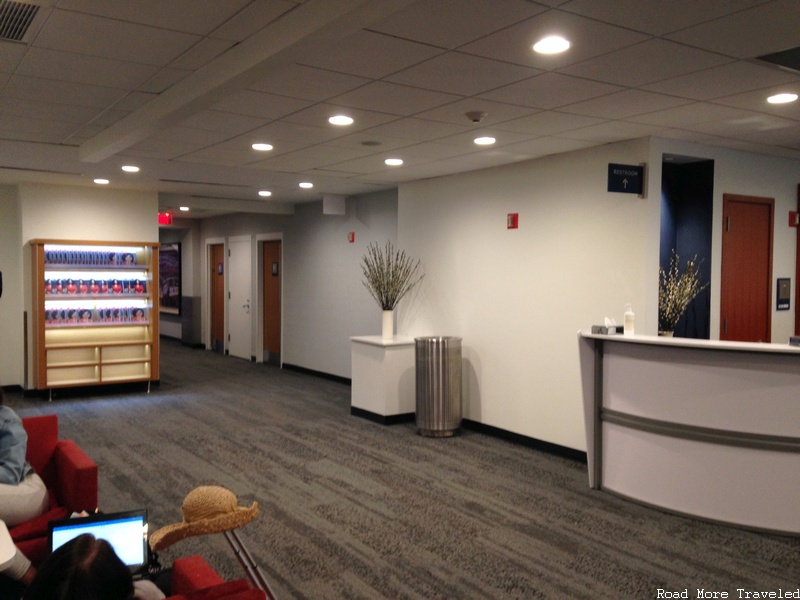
[
  {"left": 168, "top": 555, "right": 267, "bottom": 600},
  {"left": 9, "top": 415, "right": 98, "bottom": 565}
]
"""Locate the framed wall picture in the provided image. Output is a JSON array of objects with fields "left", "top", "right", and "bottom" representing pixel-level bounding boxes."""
[{"left": 159, "top": 243, "right": 181, "bottom": 315}]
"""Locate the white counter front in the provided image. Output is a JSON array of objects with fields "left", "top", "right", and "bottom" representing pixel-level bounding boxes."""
[
  {"left": 578, "top": 329, "right": 800, "bottom": 535},
  {"left": 350, "top": 336, "right": 415, "bottom": 424}
]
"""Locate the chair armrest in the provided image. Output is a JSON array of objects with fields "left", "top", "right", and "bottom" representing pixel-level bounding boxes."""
[
  {"left": 53, "top": 439, "right": 98, "bottom": 512},
  {"left": 170, "top": 555, "right": 226, "bottom": 594}
]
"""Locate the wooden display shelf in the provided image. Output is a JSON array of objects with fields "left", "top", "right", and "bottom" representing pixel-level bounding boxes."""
[{"left": 31, "top": 239, "right": 160, "bottom": 394}]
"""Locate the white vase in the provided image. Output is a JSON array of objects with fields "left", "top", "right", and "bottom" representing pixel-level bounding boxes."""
[{"left": 382, "top": 309, "right": 394, "bottom": 340}]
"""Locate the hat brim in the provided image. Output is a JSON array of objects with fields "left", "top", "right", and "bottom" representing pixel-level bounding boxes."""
[{"left": 149, "top": 502, "right": 258, "bottom": 551}]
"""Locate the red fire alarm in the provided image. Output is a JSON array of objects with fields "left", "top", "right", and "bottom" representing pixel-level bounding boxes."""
[
  {"left": 507, "top": 213, "right": 519, "bottom": 229},
  {"left": 789, "top": 211, "right": 799, "bottom": 227},
  {"left": 348, "top": 231, "right": 355, "bottom": 243}
]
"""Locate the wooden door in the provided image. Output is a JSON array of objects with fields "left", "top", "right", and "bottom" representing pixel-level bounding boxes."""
[
  {"left": 262, "top": 241, "right": 281, "bottom": 360},
  {"left": 210, "top": 244, "right": 225, "bottom": 352},
  {"left": 720, "top": 194, "right": 773, "bottom": 342}
]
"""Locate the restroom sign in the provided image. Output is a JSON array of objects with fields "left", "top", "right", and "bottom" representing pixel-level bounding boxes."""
[{"left": 608, "top": 163, "right": 644, "bottom": 195}]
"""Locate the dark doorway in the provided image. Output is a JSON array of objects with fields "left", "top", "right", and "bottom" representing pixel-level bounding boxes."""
[{"left": 660, "top": 155, "right": 714, "bottom": 338}]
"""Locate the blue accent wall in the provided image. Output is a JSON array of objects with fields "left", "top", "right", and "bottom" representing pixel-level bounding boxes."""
[{"left": 660, "top": 159, "right": 714, "bottom": 338}]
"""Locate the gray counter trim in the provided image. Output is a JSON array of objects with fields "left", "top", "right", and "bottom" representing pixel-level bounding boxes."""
[{"left": 602, "top": 408, "right": 800, "bottom": 453}]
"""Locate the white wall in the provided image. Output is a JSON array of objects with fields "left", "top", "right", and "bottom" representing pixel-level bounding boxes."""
[
  {"left": 398, "top": 139, "right": 656, "bottom": 451},
  {"left": 9, "top": 183, "right": 158, "bottom": 388},
  {"left": 196, "top": 190, "right": 397, "bottom": 378},
  {"left": 651, "top": 138, "right": 799, "bottom": 343},
  {"left": 0, "top": 186, "right": 23, "bottom": 388},
  {"left": 398, "top": 137, "right": 800, "bottom": 451}
]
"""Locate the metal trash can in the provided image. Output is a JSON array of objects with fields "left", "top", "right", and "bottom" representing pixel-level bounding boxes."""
[{"left": 415, "top": 336, "right": 462, "bottom": 437}]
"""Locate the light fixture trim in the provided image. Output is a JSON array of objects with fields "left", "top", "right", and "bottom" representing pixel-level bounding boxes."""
[
  {"left": 533, "top": 35, "right": 570, "bottom": 55},
  {"left": 385, "top": 158, "right": 404, "bottom": 166},
  {"left": 93, "top": 178, "right": 110, "bottom": 185},
  {"left": 258, "top": 190, "right": 272, "bottom": 197},
  {"left": 328, "top": 115, "right": 354, "bottom": 126},
  {"left": 179, "top": 206, "right": 190, "bottom": 212},
  {"left": 474, "top": 136, "right": 496, "bottom": 146},
  {"left": 121, "top": 165, "right": 140, "bottom": 173},
  {"left": 252, "top": 142, "right": 274, "bottom": 151},
  {"left": 767, "top": 92, "right": 798, "bottom": 104},
  {"left": 299, "top": 182, "right": 314, "bottom": 189}
]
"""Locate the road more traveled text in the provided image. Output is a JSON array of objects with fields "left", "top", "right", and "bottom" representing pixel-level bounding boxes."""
[{"left": 657, "top": 590, "right": 800, "bottom": 599}]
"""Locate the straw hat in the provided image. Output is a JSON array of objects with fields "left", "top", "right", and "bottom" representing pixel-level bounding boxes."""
[{"left": 149, "top": 485, "right": 258, "bottom": 551}]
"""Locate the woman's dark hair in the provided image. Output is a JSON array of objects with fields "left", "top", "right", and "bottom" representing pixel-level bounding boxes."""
[{"left": 23, "top": 534, "right": 134, "bottom": 600}]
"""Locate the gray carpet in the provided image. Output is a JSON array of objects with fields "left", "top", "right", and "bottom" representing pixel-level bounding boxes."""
[{"left": 8, "top": 339, "right": 799, "bottom": 599}]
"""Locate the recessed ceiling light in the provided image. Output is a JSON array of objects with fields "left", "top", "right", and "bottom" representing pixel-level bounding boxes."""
[
  {"left": 252, "top": 143, "right": 273, "bottom": 151},
  {"left": 179, "top": 206, "right": 189, "bottom": 212},
  {"left": 93, "top": 178, "right": 109, "bottom": 185},
  {"left": 121, "top": 165, "right": 139, "bottom": 173},
  {"left": 329, "top": 115, "right": 354, "bottom": 126},
  {"left": 258, "top": 190, "right": 272, "bottom": 197},
  {"left": 299, "top": 182, "right": 314, "bottom": 189},
  {"left": 767, "top": 92, "right": 798, "bottom": 104},
  {"left": 474, "top": 136, "right": 496, "bottom": 146},
  {"left": 385, "top": 158, "right": 403, "bottom": 166},
  {"left": 533, "top": 35, "right": 570, "bottom": 54}
]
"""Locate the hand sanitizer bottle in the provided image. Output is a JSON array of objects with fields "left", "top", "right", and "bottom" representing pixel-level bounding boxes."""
[{"left": 624, "top": 304, "right": 634, "bottom": 336}]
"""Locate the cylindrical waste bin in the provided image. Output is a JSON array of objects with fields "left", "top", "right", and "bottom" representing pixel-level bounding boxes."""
[{"left": 415, "top": 336, "right": 462, "bottom": 437}]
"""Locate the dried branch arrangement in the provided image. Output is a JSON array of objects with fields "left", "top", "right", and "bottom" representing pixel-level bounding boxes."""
[
  {"left": 658, "top": 250, "right": 708, "bottom": 332},
  {"left": 361, "top": 241, "right": 424, "bottom": 310}
]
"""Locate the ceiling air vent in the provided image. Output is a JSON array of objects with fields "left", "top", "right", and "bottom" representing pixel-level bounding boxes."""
[{"left": 0, "top": 1, "right": 39, "bottom": 42}]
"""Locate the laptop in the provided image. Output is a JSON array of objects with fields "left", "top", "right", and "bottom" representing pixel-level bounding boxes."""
[{"left": 47, "top": 509, "right": 149, "bottom": 577}]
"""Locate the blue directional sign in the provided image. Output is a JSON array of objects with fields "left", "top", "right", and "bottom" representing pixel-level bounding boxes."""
[{"left": 608, "top": 163, "right": 644, "bottom": 195}]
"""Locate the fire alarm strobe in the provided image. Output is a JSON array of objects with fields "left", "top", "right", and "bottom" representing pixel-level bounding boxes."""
[{"left": 507, "top": 213, "right": 519, "bottom": 229}]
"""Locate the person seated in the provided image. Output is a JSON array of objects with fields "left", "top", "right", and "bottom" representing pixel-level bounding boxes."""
[
  {"left": 22, "top": 533, "right": 164, "bottom": 600},
  {"left": 0, "top": 388, "right": 48, "bottom": 589}
]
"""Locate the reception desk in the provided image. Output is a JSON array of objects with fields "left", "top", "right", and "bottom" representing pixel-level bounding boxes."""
[{"left": 578, "top": 329, "right": 800, "bottom": 535}]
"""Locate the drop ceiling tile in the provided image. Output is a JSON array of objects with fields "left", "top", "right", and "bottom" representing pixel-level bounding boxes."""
[
  {"left": 113, "top": 91, "right": 157, "bottom": 112},
  {"left": 666, "top": 0, "right": 800, "bottom": 59},
  {"left": 642, "top": 61, "right": 800, "bottom": 101},
  {"left": 176, "top": 137, "right": 266, "bottom": 166},
  {"left": 280, "top": 103, "right": 398, "bottom": 131},
  {"left": 416, "top": 99, "right": 537, "bottom": 127},
  {"left": 137, "top": 67, "right": 193, "bottom": 95},
  {"left": 387, "top": 52, "right": 540, "bottom": 96},
  {"left": 250, "top": 65, "right": 370, "bottom": 102},
  {"left": 557, "top": 120, "right": 667, "bottom": 143},
  {"left": 331, "top": 81, "right": 462, "bottom": 117},
  {"left": 435, "top": 128, "right": 539, "bottom": 149},
  {"left": 494, "top": 135, "right": 596, "bottom": 157},
  {"left": 561, "top": 0, "right": 766, "bottom": 36},
  {"left": 711, "top": 88, "right": 800, "bottom": 119},
  {"left": 561, "top": 89, "right": 693, "bottom": 119},
  {"left": 0, "top": 117, "right": 79, "bottom": 144},
  {"left": 153, "top": 125, "right": 236, "bottom": 147},
  {"left": 630, "top": 102, "right": 755, "bottom": 127},
  {"left": 479, "top": 72, "right": 622, "bottom": 110},
  {"left": 178, "top": 109, "right": 267, "bottom": 135},
  {"left": 212, "top": 90, "right": 314, "bottom": 120},
  {"left": 691, "top": 113, "right": 799, "bottom": 139},
  {"left": 0, "top": 97, "right": 98, "bottom": 124},
  {"left": 382, "top": 140, "right": 479, "bottom": 160},
  {"left": 35, "top": 9, "right": 201, "bottom": 67},
  {"left": 742, "top": 124, "right": 800, "bottom": 148},
  {"left": 460, "top": 9, "right": 649, "bottom": 69},
  {"left": 369, "top": 0, "right": 547, "bottom": 49},
  {"left": 169, "top": 38, "right": 234, "bottom": 71},
  {"left": 55, "top": 0, "right": 253, "bottom": 35},
  {"left": 16, "top": 47, "right": 158, "bottom": 90},
  {"left": 125, "top": 137, "right": 208, "bottom": 160},
  {"left": 493, "top": 110, "right": 605, "bottom": 135},
  {"left": 3, "top": 75, "right": 127, "bottom": 109},
  {"left": 0, "top": 40, "right": 28, "bottom": 73},
  {"left": 211, "top": 1, "right": 299, "bottom": 42},
  {"left": 559, "top": 39, "right": 732, "bottom": 87},
  {"left": 359, "top": 117, "right": 471, "bottom": 142},
  {"left": 302, "top": 30, "right": 444, "bottom": 79},
  {"left": 247, "top": 120, "right": 341, "bottom": 146}
]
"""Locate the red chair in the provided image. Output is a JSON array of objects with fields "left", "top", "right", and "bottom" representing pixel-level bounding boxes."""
[
  {"left": 9, "top": 414, "right": 98, "bottom": 566},
  {"left": 167, "top": 555, "right": 266, "bottom": 599}
]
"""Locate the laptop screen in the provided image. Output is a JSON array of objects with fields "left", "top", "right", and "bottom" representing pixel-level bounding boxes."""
[{"left": 47, "top": 510, "right": 148, "bottom": 573}]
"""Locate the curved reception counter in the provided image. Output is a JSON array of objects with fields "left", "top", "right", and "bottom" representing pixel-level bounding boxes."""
[{"left": 578, "top": 329, "right": 800, "bottom": 535}]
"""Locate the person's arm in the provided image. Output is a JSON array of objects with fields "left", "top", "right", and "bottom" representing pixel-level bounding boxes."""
[{"left": 0, "top": 412, "right": 29, "bottom": 485}]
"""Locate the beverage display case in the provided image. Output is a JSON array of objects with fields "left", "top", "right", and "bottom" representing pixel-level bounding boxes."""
[{"left": 30, "top": 240, "right": 159, "bottom": 394}]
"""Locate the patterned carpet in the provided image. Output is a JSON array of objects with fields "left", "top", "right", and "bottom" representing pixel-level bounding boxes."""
[{"left": 9, "top": 339, "right": 799, "bottom": 599}]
